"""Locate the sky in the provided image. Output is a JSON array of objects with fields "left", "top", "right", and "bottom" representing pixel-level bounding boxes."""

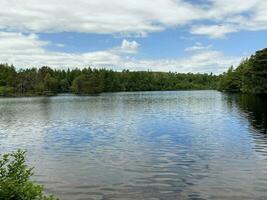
[{"left": 0, "top": 0, "right": 267, "bottom": 74}]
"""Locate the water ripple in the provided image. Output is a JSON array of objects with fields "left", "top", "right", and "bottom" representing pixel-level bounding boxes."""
[{"left": 1, "top": 91, "right": 267, "bottom": 199}]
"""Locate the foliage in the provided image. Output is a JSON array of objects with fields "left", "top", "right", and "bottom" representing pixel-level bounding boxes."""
[
  {"left": 1, "top": 48, "right": 266, "bottom": 96},
  {"left": 0, "top": 64, "right": 218, "bottom": 96},
  {"left": 0, "top": 86, "right": 15, "bottom": 96},
  {"left": 219, "top": 48, "right": 267, "bottom": 94},
  {"left": 218, "top": 66, "right": 241, "bottom": 92},
  {"left": 72, "top": 74, "right": 103, "bottom": 94},
  {"left": 0, "top": 149, "right": 58, "bottom": 200}
]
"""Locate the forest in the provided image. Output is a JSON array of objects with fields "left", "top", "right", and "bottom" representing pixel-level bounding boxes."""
[
  {"left": 0, "top": 48, "right": 266, "bottom": 96},
  {"left": 0, "top": 65, "right": 218, "bottom": 96},
  {"left": 219, "top": 48, "right": 267, "bottom": 94}
]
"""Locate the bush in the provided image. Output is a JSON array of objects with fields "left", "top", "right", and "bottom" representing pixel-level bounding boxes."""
[
  {"left": 0, "top": 86, "right": 15, "bottom": 96},
  {"left": 0, "top": 149, "right": 58, "bottom": 200}
]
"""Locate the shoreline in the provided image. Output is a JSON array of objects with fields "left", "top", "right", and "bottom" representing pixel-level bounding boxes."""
[{"left": 0, "top": 88, "right": 218, "bottom": 98}]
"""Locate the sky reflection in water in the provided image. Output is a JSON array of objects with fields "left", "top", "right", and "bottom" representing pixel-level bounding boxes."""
[{"left": 0, "top": 91, "right": 267, "bottom": 200}]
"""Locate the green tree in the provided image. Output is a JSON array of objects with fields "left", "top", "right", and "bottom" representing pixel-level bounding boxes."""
[
  {"left": 219, "top": 48, "right": 267, "bottom": 94},
  {"left": 0, "top": 63, "right": 220, "bottom": 96},
  {"left": 218, "top": 66, "right": 241, "bottom": 92},
  {"left": 0, "top": 64, "right": 16, "bottom": 87},
  {"left": 43, "top": 73, "right": 58, "bottom": 95},
  {"left": 0, "top": 149, "right": 58, "bottom": 200},
  {"left": 71, "top": 74, "right": 103, "bottom": 94},
  {"left": 0, "top": 86, "right": 15, "bottom": 96},
  {"left": 241, "top": 49, "right": 267, "bottom": 93},
  {"left": 59, "top": 78, "right": 70, "bottom": 92}
]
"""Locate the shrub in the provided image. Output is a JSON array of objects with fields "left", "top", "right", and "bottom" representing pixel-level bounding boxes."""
[
  {"left": 0, "top": 149, "right": 58, "bottom": 200},
  {"left": 0, "top": 86, "right": 15, "bottom": 96}
]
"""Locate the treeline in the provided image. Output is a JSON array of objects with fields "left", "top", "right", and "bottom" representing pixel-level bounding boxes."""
[
  {"left": 1, "top": 47, "right": 265, "bottom": 96},
  {"left": 219, "top": 48, "right": 267, "bottom": 94},
  {"left": 0, "top": 64, "right": 218, "bottom": 96}
]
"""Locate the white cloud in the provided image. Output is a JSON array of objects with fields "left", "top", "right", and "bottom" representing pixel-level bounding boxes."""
[
  {"left": 185, "top": 43, "right": 212, "bottom": 52},
  {"left": 206, "top": 0, "right": 259, "bottom": 19},
  {"left": 55, "top": 43, "right": 65, "bottom": 48},
  {"left": 120, "top": 39, "right": 140, "bottom": 54},
  {"left": 0, "top": 32, "right": 122, "bottom": 68},
  {"left": 0, "top": 0, "right": 266, "bottom": 38},
  {"left": 0, "top": 1, "right": 264, "bottom": 73},
  {"left": 120, "top": 50, "right": 240, "bottom": 74},
  {"left": 0, "top": 0, "right": 204, "bottom": 35},
  {"left": 0, "top": 31, "right": 241, "bottom": 74},
  {"left": 190, "top": 25, "right": 238, "bottom": 39},
  {"left": 0, "top": 32, "right": 49, "bottom": 53},
  {"left": 190, "top": 0, "right": 267, "bottom": 38}
]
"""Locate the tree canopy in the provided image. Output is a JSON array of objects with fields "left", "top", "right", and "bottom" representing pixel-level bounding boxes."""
[
  {"left": 0, "top": 64, "right": 218, "bottom": 96},
  {"left": 219, "top": 48, "right": 267, "bottom": 94},
  {"left": 1, "top": 48, "right": 266, "bottom": 96}
]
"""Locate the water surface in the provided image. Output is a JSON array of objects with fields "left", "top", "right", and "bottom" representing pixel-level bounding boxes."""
[{"left": 0, "top": 91, "right": 267, "bottom": 200}]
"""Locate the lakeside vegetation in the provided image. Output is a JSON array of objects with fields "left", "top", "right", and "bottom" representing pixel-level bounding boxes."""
[
  {"left": 0, "top": 64, "right": 218, "bottom": 96},
  {"left": 0, "top": 149, "right": 58, "bottom": 200},
  {"left": 0, "top": 48, "right": 266, "bottom": 96},
  {"left": 219, "top": 48, "right": 267, "bottom": 94}
]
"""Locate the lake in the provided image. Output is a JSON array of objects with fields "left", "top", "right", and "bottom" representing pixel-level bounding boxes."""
[{"left": 0, "top": 90, "right": 267, "bottom": 200}]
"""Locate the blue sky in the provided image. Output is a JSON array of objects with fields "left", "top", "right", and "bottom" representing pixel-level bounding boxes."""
[{"left": 0, "top": 0, "right": 266, "bottom": 73}]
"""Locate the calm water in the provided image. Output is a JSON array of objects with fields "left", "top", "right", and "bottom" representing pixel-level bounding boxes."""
[{"left": 1, "top": 91, "right": 267, "bottom": 200}]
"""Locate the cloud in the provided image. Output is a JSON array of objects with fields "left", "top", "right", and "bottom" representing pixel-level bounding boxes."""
[
  {"left": 190, "top": 0, "right": 267, "bottom": 38},
  {"left": 120, "top": 39, "right": 140, "bottom": 54},
  {"left": 0, "top": 0, "right": 204, "bottom": 35},
  {"left": 185, "top": 43, "right": 212, "bottom": 52},
  {"left": 1, "top": 0, "right": 263, "bottom": 72},
  {"left": 0, "top": 32, "right": 49, "bottom": 53},
  {"left": 108, "top": 39, "right": 140, "bottom": 54},
  {"left": 54, "top": 43, "right": 65, "bottom": 48},
  {"left": 0, "top": 32, "right": 122, "bottom": 68},
  {"left": 120, "top": 51, "right": 240, "bottom": 74},
  {"left": 0, "top": 31, "right": 240, "bottom": 74},
  {"left": 190, "top": 24, "right": 238, "bottom": 39},
  {"left": 0, "top": 0, "right": 266, "bottom": 38},
  {"left": 206, "top": 0, "right": 259, "bottom": 18}
]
